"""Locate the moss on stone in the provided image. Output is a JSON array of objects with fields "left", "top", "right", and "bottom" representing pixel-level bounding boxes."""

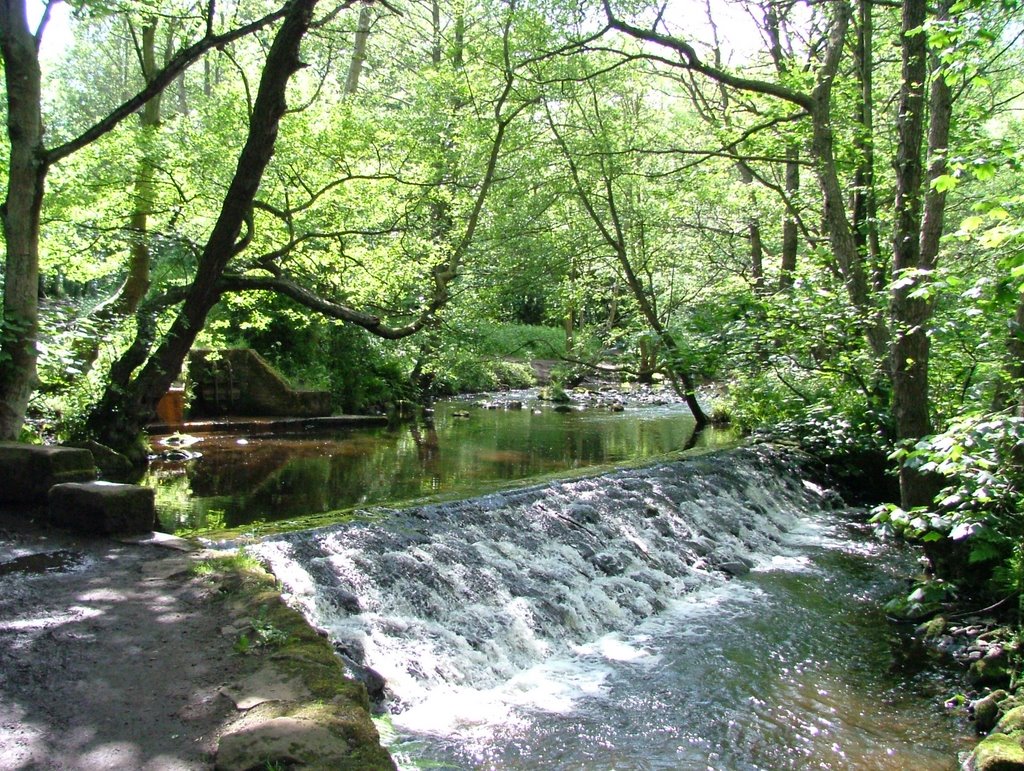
[
  {"left": 965, "top": 733, "right": 1024, "bottom": 771},
  {"left": 972, "top": 655, "right": 1013, "bottom": 689},
  {"left": 996, "top": 706, "right": 1024, "bottom": 736},
  {"left": 195, "top": 553, "right": 395, "bottom": 770}
]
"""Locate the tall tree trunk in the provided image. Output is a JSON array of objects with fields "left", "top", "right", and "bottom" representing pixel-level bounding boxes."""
[
  {"left": 779, "top": 144, "right": 799, "bottom": 289},
  {"left": 0, "top": 0, "right": 46, "bottom": 440},
  {"left": 431, "top": 0, "right": 442, "bottom": 66},
  {"left": 1002, "top": 294, "right": 1024, "bottom": 416},
  {"left": 852, "top": 0, "right": 883, "bottom": 291},
  {"left": 737, "top": 163, "right": 765, "bottom": 293},
  {"left": 87, "top": 0, "right": 321, "bottom": 455},
  {"left": 344, "top": 4, "right": 372, "bottom": 94},
  {"left": 808, "top": 1, "right": 889, "bottom": 362},
  {"left": 452, "top": 10, "right": 464, "bottom": 68},
  {"left": 890, "top": 0, "right": 953, "bottom": 508},
  {"left": 760, "top": 2, "right": 799, "bottom": 291}
]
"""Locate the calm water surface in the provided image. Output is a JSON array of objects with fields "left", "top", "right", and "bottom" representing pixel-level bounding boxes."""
[{"left": 145, "top": 393, "right": 729, "bottom": 532}]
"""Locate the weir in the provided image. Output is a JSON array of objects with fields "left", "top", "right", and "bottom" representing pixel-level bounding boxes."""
[{"left": 252, "top": 445, "right": 963, "bottom": 769}]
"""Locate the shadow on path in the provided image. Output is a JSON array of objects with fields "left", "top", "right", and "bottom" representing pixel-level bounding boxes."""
[{"left": 0, "top": 513, "right": 244, "bottom": 770}]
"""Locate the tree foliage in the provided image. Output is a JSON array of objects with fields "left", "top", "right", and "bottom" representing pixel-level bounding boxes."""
[{"left": 2, "top": 0, "right": 1024, "bottom": 589}]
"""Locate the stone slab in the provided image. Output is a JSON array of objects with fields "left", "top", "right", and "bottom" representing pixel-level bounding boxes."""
[
  {"left": 0, "top": 442, "right": 96, "bottom": 504},
  {"left": 215, "top": 715, "right": 352, "bottom": 771},
  {"left": 48, "top": 481, "right": 155, "bottom": 535}
]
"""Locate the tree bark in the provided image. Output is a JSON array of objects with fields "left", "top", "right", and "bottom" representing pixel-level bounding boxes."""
[
  {"left": 808, "top": 2, "right": 889, "bottom": 362},
  {"left": 1002, "top": 293, "right": 1024, "bottom": 416},
  {"left": 344, "top": 4, "right": 372, "bottom": 94},
  {"left": 852, "top": 0, "right": 883, "bottom": 291},
  {"left": 0, "top": 0, "right": 46, "bottom": 440},
  {"left": 779, "top": 144, "right": 799, "bottom": 289},
  {"left": 890, "top": 0, "right": 953, "bottom": 508},
  {"left": 87, "top": 0, "right": 322, "bottom": 454}
]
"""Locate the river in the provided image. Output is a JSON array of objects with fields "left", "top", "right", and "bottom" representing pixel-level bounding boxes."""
[{"left": 246, "top": 445, "right": 971, "bottom": 769}]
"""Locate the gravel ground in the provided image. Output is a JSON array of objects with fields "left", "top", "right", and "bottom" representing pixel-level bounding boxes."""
[{"left": 0, "top": 511, "right": 246, "bottom": 770}]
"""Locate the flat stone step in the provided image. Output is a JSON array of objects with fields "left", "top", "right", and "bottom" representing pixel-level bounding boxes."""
[
  {"left": 0, "top": 442, "right": 96, "bottom": 505},
  {"left": 49, "top": 481, "right": 156, "bottom": 535}
]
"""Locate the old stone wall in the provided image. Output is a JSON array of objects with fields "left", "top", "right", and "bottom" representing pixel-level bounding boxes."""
[{"left": 188, "top": 349, "right": 332, "bottom": 418}]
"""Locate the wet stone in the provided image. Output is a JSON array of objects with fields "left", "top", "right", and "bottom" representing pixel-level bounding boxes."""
[
  {"left": 567, "top": 503, "right": 600, "bottom": 525},
  {"left": 972, "top": 690, "right": 1009, "bottom": 734}
]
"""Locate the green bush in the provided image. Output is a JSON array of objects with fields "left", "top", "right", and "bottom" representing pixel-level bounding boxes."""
[{"left": 874, "top": 414, "right": 1024, "bottom": 581}]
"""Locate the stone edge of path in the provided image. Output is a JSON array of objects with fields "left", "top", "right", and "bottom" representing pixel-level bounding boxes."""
[{"left": 185, "top": 549, "right": 398, "bottom": 771}]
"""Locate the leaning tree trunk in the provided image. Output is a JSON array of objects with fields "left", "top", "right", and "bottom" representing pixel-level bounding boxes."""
[
  {"left": 87, "top": 0, "right": 321, "bottom": 457},
  {"left": 0, "top": 0, "right": 47, "bottom": 440}
]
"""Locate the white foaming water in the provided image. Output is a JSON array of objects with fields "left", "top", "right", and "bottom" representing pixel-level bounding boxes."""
[
  {"left": 251, "top": 448, "right": 841, "bottom": 745},
  {"left": 252, "top": 448, "right": 966, "bottom": 769}
]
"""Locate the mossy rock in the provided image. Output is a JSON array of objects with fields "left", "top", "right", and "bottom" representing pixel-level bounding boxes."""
[
  {"left": 996, "top": 706, "right": 1024, "bottom": 737},
  {"left": 972, "top": 656, "right": 1014, "bottom": 689},
  {"left": 539, "top": 385, "right": 572, "bottom": 403},
  {"left": 916, "top": 615, "right": 947, "bottom": 639},
  {"left": 975, "top": 691, "right": 1011, "bottom": 735},
  {"left": 964, "top": 733, "right": 1024, "bottom": 771},
  {"left": 216, "top": 701, "right": 395, "bottom": 771},
  {"left": 199, "top": 554, "right": 395, "bottom": 770}
]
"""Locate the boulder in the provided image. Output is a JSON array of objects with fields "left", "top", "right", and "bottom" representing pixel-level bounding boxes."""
[
  {"left": 973, "top": 690, "right": 1010, "bottom": 734},
  {"left": 971, "top": 650, "right": 1013, "bottom": 689},
  {"left": 63, "top": 440, "right": 134, "bottom": 481},
  {"left": 0, "top": 442, "right": 95, "bottom": 504},
  {"left": 965, "top": 706, "right": 1024, "bottom": 771},
  {"left": 996, "top": 706, "right": 1024, "bottom": 736},
  {"left": 964, "top": 733, "right": 1024, "bottom": 771},
  {"left": 48, "top": 481, "right": 155, "bottom": 535}
]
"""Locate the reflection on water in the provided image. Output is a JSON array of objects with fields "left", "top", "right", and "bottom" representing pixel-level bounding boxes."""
[{"left": 145, "top": 395, "right": 731, "bottom": 532}]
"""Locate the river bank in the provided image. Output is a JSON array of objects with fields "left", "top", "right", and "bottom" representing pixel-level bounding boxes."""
[{"left": 0, "top": 510, "right": 392, "bottom": 770}]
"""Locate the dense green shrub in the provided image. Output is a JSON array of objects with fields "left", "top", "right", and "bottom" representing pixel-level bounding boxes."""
[{"left": 873, "top": 414, "right": 1024, "bottom": 599}]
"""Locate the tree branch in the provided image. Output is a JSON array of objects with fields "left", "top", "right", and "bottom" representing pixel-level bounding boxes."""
[{"left": 46, "top": 4, "right": 294, "bottom": 164}]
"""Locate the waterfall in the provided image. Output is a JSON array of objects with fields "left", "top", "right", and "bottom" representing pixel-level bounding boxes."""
[{"left": 252, "top": 445, "right": 832, "bottom": 734}]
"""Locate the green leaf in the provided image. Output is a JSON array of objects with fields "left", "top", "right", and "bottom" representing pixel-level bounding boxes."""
[
  {"left": 973, "top": 162, "right": 998, "bottom": 181},
  {"left": 959, "top": 215, "right": 985, "bottom": 233}
]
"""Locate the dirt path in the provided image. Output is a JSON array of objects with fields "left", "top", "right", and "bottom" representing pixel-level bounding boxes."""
[{"left": 0, "top": 513, "right": 246, "bottom": 770}]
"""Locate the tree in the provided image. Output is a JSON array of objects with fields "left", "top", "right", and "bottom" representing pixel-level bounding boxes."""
[
  {"left": 83, "top": 0, "right": 534, "bottom": 455},
  {"left": 601, "top": 0, "right": 995, "bottom": 507},
  {"left": 0, "top": 0, "right": 290, "bottom": 440},
  {"left": 541, "top": 57, "right": 718, "bottom": 423}
]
